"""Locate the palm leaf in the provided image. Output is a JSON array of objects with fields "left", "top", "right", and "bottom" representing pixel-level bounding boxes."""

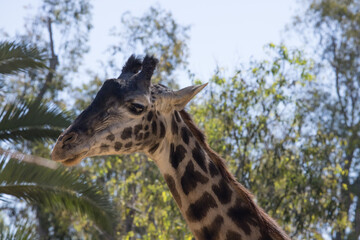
[
  {"left": 0, "top": 156, "right": 116, "bottom": 235},
  {"left": 0, "top": 100, "right": 72, "bottom": 143},
  {"left": 0, "top": 41, "right": 47, "bottom": 75},
  {"left": 0, "top": 221, "right": 35, "bottom": 240}
]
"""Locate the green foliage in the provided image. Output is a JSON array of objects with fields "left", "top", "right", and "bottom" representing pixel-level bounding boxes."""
[
  {"left": 81, "top": 154, "right": 192, "bottom": 239},
  {"left": 0, "top": 220, "right": 36, "bottom": 240},
  {"left": 191, "top": 44, "right": 323, "bottom": 238},
  {"left": 2, "top": 1, "right": 358, "bottom": 239},
  {"left": 0, "top": 12, "right": 115, "bottom": 238},
  {"left": 41, "top": 0, "right": 93, "bottom": 73},
  {"left": 0, "top": 41, "right": 47, "bottom": 75},
  {"left": 3, "top": 0, "right": 93, "bottom": 103},
  {"left": 0, "top": 155, "right": 116, "bottom": 235},
  {"left": 0, "top": 100, "right": 71, "bottom": 143},
  {"left": 109, "top": 6, "right": 190, "bottom": 88},
  {"left": 294, "top": 1, "right": 360, "bottom": 239}
]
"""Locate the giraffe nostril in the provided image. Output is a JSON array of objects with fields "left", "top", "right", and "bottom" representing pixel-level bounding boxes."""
[{"left": 62, "top": 132, "right": 78, "bottom": 145}]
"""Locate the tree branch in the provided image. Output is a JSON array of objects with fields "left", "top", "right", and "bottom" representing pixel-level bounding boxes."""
[
  {"left": 355, "top": 199, "right": 360, "bottom": 240},
  {"left": 35, "top": 17, "right": 58, "bottom": 102},
  {"left": 331, "top": 37, "right": 349, "bottom": 129}
]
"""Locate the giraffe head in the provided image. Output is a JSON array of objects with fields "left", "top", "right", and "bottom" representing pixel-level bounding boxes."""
[{"left": 51, "top": 55, "right": 206, "bottom": 166}]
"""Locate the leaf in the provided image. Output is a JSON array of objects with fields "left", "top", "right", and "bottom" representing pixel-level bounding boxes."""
[
  {"left": 0, "top": 155, "right": 116, "bottom": 235},
  {"left": 0, "top": 220, "right": 35, "bottom": 240},
  {"left": 0, "top": 99, "right": 72, "bottom": 143},
  {"left": 0, "top": 41, "right": 48, "bottom": 75}
]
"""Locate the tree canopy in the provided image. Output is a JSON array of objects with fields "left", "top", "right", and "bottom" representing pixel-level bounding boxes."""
[{"left": 1, "top": 0, "right": 359, "bottom": 239}]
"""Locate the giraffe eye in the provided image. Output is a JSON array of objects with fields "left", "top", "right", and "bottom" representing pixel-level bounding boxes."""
[{"left": 128, "top": 103, "right": 145, "bottom": 115}]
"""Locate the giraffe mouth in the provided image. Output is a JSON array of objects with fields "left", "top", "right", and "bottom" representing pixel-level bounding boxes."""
[{"left": 61, "top": 152, "right": 87, "bottom": 166}]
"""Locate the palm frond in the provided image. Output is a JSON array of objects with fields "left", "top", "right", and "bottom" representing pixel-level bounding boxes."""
[
  {"left": 0, "top": 41, "right": 48, "bottom": 75},
  {"left": 0, "top": 156, "right": 116, "bottom": 235},
  {"left": 0, "top": 100, "right": 72, "bottom": 143},
  {"left": 0, "top": 128, "right": 63, "bottom": 143},
  {"left": 0, "top": 221, "right": 35, "bottom": 240}
]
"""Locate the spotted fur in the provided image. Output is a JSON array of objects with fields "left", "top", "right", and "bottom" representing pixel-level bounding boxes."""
[
  {"left": 181, "top": 161, "right": 209, "bottom": 195},
  {"left": 194, "top": 215, "right": 224, "bottom": 240},
  {"left": 164, "top": 174, "right": 182, "bottom": 208},
  {"left": 169, "top": 143, "right": 187, "bottom": 169},
  {"left": 186, "top": 192, "right": 218, "bottom": 222}
]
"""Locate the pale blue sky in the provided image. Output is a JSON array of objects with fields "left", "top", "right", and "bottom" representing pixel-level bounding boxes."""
[{"left": 0, "top": 0, "right": 301, "bottom": 86}]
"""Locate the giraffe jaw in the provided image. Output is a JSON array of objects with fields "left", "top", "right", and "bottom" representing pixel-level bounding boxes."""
[{"left": 52, "top": 151, "right": 88, "bottom": 167}]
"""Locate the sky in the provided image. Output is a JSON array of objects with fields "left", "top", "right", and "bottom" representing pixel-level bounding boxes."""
[
  {"left": 0, "top": 2, "right": 332, "bottom": 238},
  {"left": 0, "top": 0, "right": 301, "bottom": 87}
]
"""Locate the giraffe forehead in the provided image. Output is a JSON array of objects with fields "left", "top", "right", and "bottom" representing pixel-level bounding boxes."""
[
  {"left": 71, "top": 79, "right": 152, "bottom": 129},
  {"left": 92, "top": 79, "right": 140, "bottom": 107}
]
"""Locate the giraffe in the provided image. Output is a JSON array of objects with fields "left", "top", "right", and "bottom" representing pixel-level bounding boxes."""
[{"left": 51, "top": 55, "right": 290, "bottom": 240}]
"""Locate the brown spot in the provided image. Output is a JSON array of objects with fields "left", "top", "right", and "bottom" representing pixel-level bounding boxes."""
[
  {"left": 145, "top": 125, "right": 149, "bottom": 131},
  {"left": 259, "top": 232, "right": 272, "bottom": 240},
  {"left": 125, "top": 142, "right": 133, "bottom": 148},
  {"left": 106, "top": 134, "right": 115, "bottom": 141},
  {"left": 181, "top": 161, "right": 209, "bottom": 195},
  {"left": 171, "top": 115, "right": 178, "bottom": 135},
  {"left": 164, "top": 174, "right": 182, "bottom": 208},
  {"left": 159, "top": 121, "right": 166, "bottom": 138},
  {"left": 181, "top": 127, "right": 192, "bottom": 145},
  {"left": 192, "top": 142, "right": 207, "bottom": 173},
  {"left": 227, "top": 199, "right": 257, "bottom": 235},
  {"left": 212, "top": 179, "right": 232, "bottom": 204},
  {"left": 114, "top": 142, "right": 122, "bottom": 151},
  {"left": 100, "top": 144, "right": 109, "bottom": 152},
  {"left": 134, "top": 124, "right": 143, "bottom": 136},
  {"left": 174, "top": 110, "right": 181, "bottom": 122},
  {"left": 135, "top": 132, "right": 143, "bottom": 141},
  {"left": 186, "top": 192, "right": 218, "bottom": 222},
  {"left": 209, "top": 161, "right": 220, "bottom": 177},
  {"left": 152, "top": 121, "right": 157, "bottom": 135},
  {"left": 194, "top": 215, "right": 224, "bottom": 240},
  {"left": 121, "top": 127, "right": 132, "bottom": 140},
  {"left": 226, "top": 230, "right": 243, "bottom": 240},
  {"left": 170, "top": 143, "right": 187, "bottom": 169},
  {"left": 147, "top": 111, "right": 153, "bottom": 121},
  {"left": 144, "top": 132, "right": 150, "bottom": 139},
  {"left": 149, "top": 143, "right": 160, "bottom": 154}
]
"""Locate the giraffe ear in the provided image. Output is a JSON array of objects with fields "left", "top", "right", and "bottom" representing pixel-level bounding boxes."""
[{"left": 156, "top": 83, "right": 208, "bottom": 112}]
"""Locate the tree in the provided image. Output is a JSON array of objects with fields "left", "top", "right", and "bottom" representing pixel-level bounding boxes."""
[
  {"left": 0, "top": 156, "right": 116, "bottom": 237},
  {"left": 1, "top": 1, "right": 95, "bottom": 238},
  {"left": 0, "top": 41, "right": 47, "bottom": 75},
  {"left": 0, "top": 41, "right": 116, "bottom": 239},
  {"left": 3, "top": 0, "right": 92, "bottom": 104},
  {"left": 190, "top": 44, "right": 337, "bottom": 239},
  {"left": 108, "top": 6, "right": 190, "bottom": 88},
  {"left": 293, "top": 1, "right": 360, "bottom": 239}
]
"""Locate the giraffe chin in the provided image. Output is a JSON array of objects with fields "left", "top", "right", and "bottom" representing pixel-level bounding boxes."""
[{"left": 61, "top": 153, "right": 86, "bottom": 167}]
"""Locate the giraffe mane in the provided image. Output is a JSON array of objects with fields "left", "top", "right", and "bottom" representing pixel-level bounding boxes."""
[{"left": 179, "top": 110, "right": 290, "bottom": 240}]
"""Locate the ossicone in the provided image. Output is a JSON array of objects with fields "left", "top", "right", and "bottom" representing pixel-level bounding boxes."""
[
  {"left": 134, "top": 55, "right": 159, "bottom": 92},
  {"left": 118, "top": 54, "right": 143, "bottom": 80}
]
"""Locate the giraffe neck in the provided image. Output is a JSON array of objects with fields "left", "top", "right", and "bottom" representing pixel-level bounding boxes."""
[{"left": 147, "top": 110, "right": 289, "bottom": 240}]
